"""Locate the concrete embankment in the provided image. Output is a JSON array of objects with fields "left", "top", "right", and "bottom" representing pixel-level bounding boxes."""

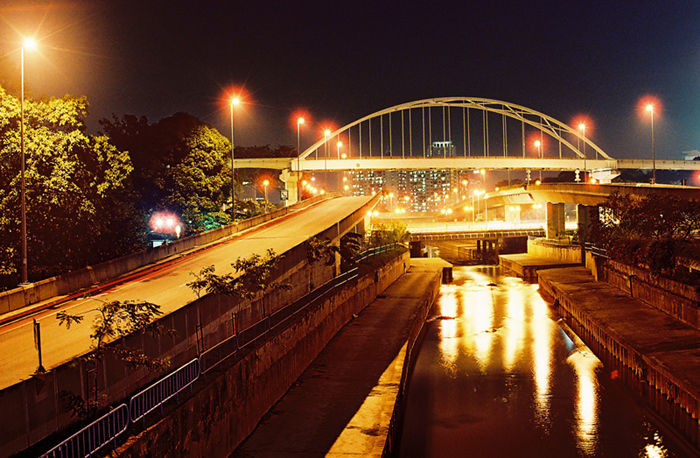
[
  {"left": 112, "top": 251, "right": 428, "bottom": 458},
  {"left": 538, "top": 266, "right": 700, "bottom": 449},
  {"left": 230, "top": 258, "right": 445, "bottom": 458}
]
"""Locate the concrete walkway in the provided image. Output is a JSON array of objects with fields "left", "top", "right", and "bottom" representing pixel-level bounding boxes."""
[
  {"left": 538, "top": 266, "right": 700, "bottom": 442},
  {"left": 230, "top": 258, "right": 445, "bottom": 458}
]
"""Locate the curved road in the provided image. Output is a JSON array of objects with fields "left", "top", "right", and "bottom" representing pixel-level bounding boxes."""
[{"left": 0, "top": 196, "right": 373, "bottom": 390}]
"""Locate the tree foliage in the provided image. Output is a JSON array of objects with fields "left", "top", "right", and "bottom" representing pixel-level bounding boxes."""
[
  {"left": 100, "top": 112, "right": 233, "bottom": 234},
  {"left": 370, "top": 221, "right": 410, "bottom": 247},
  {"left": 0, "top": 86, "right": 141, "bottom": 288},
  {"left": 187, "top": 249, "right": 289, "bottom": 299},
  {"left": 591, "top": 193, "right": 700, "bottom": 281}
]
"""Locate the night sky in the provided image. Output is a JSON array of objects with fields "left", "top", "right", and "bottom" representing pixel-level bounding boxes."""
[{"left": 2, "top": 0, "right": 700, "bottom": 160}]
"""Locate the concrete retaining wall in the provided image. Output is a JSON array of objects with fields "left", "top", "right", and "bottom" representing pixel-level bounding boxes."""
[
  {"left": 113, "top": 251, "right": 411, "bottom": 458},
  {"left": 0, "top": 196, "right": 330, "bottom": 316},
  {"left": 527, "top": 238, "right": 582, "bottom": 263},
  {"left": 600, "top": 259, "right": 700, "bottom": 331}
]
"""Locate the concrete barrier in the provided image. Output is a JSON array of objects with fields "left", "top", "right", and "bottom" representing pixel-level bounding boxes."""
[{"left": 527, "top": 238, "right": 582, "bottom": 263}]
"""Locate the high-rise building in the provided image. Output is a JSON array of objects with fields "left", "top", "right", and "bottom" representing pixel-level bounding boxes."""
[{"left": 348, "top": 141, "right": 461, "bottom": 213}]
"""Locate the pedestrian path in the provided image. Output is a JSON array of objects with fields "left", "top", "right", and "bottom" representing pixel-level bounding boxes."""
[{"left": 230, "top": 258, "right": 445, "bottom": 458}]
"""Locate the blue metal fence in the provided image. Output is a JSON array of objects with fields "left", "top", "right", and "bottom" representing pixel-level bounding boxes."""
[
  {"left": 129, "top": 358, "right": 200, "bottom": 425},
  {"left": 39, "top": 403, "right": 129, "bottom": 458}
]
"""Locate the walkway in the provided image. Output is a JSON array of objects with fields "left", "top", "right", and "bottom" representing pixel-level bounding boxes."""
[{"left": 230, "top": 258, "right": 445, "bottom": 458}]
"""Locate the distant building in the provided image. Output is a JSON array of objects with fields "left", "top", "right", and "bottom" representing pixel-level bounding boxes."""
[{"left": 349, "top": 141, "right": 460, "bottom": 213}]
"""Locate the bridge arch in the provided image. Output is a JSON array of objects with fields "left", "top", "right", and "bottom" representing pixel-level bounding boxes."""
[{"left": 300, "top": 97, "right": 611, "bottom": 161}]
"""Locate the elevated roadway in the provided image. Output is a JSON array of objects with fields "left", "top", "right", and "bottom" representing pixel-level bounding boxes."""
[
  {"left": 0, "top": 196, "right": 375, "bottom": 390},
  {"left": 483, "top": 182, "right": 700, "bottom": 208}
]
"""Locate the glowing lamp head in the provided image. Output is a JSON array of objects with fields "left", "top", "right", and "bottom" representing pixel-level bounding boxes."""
[
  {"left": 263, "top": 179, "right": 269, "bottom": 186},
  {"left": 23, "top": 38, "right": 37, "bottom": 50},
  {"left": 341, "top": 153, "right": 347, "bottom": 159},
  {"left": 534, "top": 140, "right": 541, "bottom": 148},
  {"left": 231, "top": 97, "right": 240, "bottom": 106},
  {"left": 298, "top": 117, "right": 305, "bottom": 125},
  {"left": 646, "top": 104, "right": 654, "bottom": 113},
  {"left": 578, "top": 123, "right": 586, "bottom": 132},
  {"left": 337, "top": 141, "right": 343, "bottom": 148},
  {"left": 324, "top": 129, "right": 331, "bottom": 137}
]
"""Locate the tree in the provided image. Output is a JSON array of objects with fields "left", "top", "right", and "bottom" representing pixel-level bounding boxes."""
[
  {"left": 0, "top": 86, "right": 140, "bottom": 288},
  {"left": 370, "top": 221, "right": 410, "bottom": 247},
  {"left": 100, "top": 112, "right": 232, "bottom": 234},
  {"left": 187, "top": 249, "right": 289, "bottom": 299},
  {"left": 591, "top": 193, "right": 700, "bottom": 280},
  {"left": 56, "top": 299, "right": 173, "bottom": 418}
]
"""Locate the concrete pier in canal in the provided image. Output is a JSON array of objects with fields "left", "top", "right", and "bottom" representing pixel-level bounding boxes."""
[{"left": 538, "top": 266, "right": 700, "bottom": 449}]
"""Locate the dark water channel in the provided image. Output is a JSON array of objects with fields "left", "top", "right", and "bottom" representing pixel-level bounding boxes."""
[{"left": 398, "top": 266, "right": 692, "bottom": 458}]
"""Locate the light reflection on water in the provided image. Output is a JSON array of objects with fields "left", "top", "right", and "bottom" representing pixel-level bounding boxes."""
[{"left": 399, "top": 266, "right": 683, "bottom": 458}]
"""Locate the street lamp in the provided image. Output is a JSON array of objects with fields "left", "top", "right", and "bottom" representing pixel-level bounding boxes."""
[
  {"left": 263, "top": 179, "right": 269, "bottom": 204},
  {"left": 230, "top": 97, "right": 240, "bottom": 222},
  {"left": 646, "top": 104, "right": 656, "bottom": 184},
  {"left": 324, "top": 129, "right": 331, "bottom": 159},
  {"left": 534, "top": 139, "right": 543, "bottom": 181},
  {"left": 337, "top": 140, "right": 343, "bottom": 159},
  {"left": 19, "top": 37, "right": 36, "bottom": 285},
  {"left": 297, "top": 117, "right": 305, "bottom": 200}
]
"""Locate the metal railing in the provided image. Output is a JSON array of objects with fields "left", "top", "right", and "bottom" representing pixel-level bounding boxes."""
[
  {"left": 39, "top": 404, "right": 129, "bottom": 458},
  {"left": 353, "top": 242, "right": 399, "bottom": 263},
  {"left": 129, "top": 358, "right": 200, "bottom": 425}
]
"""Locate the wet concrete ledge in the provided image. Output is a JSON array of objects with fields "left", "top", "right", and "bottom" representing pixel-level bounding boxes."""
[
  {"left": 538, "top": 266, "right": 700, "bottom": 449},
  {"left": 499, "top": 253, "right": 580, "bottom": 281},
  {"left": 231, "top": 258, "right": 446, "bottom": 458}
]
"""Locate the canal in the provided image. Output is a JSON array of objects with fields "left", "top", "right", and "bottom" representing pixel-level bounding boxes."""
[{"left": 398, "top": 265, "right": 692, "bottom": 458}]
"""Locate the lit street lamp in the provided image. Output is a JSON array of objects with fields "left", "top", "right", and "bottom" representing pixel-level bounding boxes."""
[
  {"left": 230, "top": 97, "right": 240, "bottom": 222},
  {"left": 20, "top": 37, "right": 36, "bottom": 285},
  {"left": 263, "top": 179, "right": 269, "bottom": 204},
  {"left": 646, "top": 104, "right": 656, "bottom": 184},
  {"left": 297, "top": 117, "right": 305, "bottom": 200},
  {"left": 534, "top": 140, "right": 543, "bottom": 181},
  {"left": 324, "top": 129, "right": 330, "bottom": 159}
]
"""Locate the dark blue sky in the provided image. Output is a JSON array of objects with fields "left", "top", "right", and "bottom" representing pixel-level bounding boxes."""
[{"left": 2, "top": 0, "right": 700, "bottom": 160}]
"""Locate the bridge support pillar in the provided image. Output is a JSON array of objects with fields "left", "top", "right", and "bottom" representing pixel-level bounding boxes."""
[
  {"left": 280, "top": 169, "right": 299, "bottom": 206},
  {"left": 546, "top": 202, "right": 566, "bottom": 240}
]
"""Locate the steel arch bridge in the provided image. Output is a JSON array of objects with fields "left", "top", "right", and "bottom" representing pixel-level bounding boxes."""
[{"left": 299, "top": 97, "right": 610, "bottom": 161}]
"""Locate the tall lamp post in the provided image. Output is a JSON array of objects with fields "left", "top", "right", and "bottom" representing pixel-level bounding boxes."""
[
  {"left": 263, "top": 179, "right": 269, "bottom": 206},
  {"left": 646, "top": 104, "right": 656, "bottom": 185},
  {"left": 578, "top": 122, "right": 587, "bottom": 181},
  {"left": 20, "top": 38, "right": 36, "bottom": 285},
  {"left": 230, "top": 97, "right": 240, "bottom": 221},
  {"left": 534, "top": 140, "right": 543, "bottom": 181},
  {"left": 297, "top": 117, "right": 305, "bottom": 200}
]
